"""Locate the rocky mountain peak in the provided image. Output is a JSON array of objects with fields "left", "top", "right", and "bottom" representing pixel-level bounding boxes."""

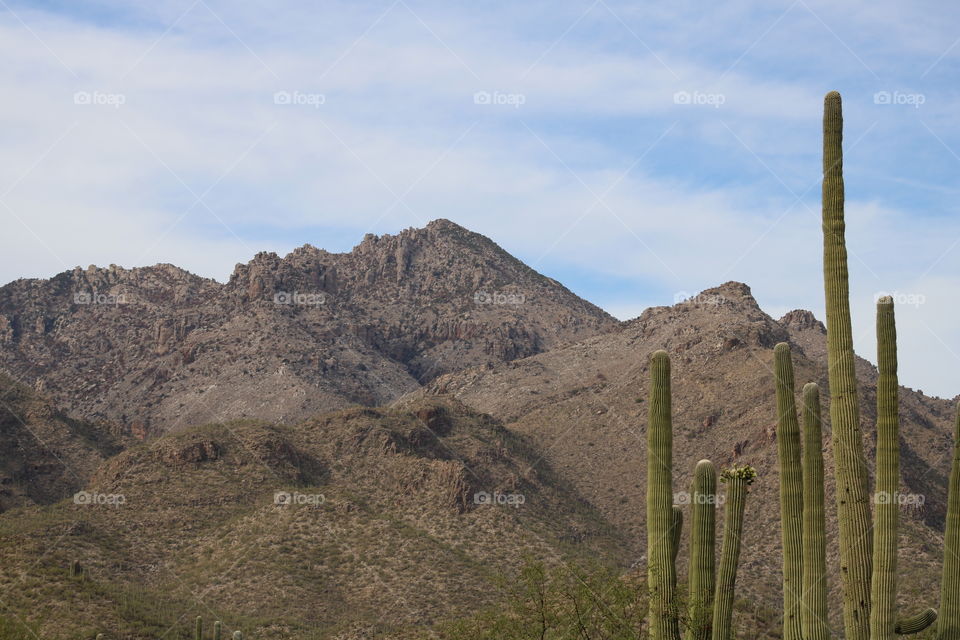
[
  {"left": 0, "top": 221, "right": 617, "bottom": 434},
  {"left": 779, "top": 309, "right": 826, "bottom": 333}
]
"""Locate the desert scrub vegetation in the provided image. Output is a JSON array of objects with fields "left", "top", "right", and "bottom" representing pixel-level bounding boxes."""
[
  {"left": 436, "top": 559, "right": 647, "bottom": 639},
  {"left": 435, "top": 558, "right": 781, "bottom": 640}
]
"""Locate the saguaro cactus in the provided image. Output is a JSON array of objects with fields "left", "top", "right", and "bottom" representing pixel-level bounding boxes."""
[
  {"left": 801, "top": 382, "right": 829, "bottom": 640},
  {"left": 196, "top": 616, "right": 203, "bottom": 640},
  {"left": 647, "top": 350, "right": 681, "bottom": 640},
  {"left": 821, "top": 90, "right": 873, "bottom": 640},
  {"left": 939, "top": 402, "right": 960, "bottom": 640},
  {"left": 687, "top": 460, "right": 717, "bottom": 640},
  {"left": 871, "top": 297, "right": 899, "bottom": 640},
  {"left": 712, "top": 465, "right": 756, "bottom": 640},
  {"left": 214, "top": 621, "right": 222, "bottom": 640},
  {"left": 774, "top": 343, "right": 804, "bottom": 640}
]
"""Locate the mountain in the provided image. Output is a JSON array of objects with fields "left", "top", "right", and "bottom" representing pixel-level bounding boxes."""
[
  {"left": 0, "top": 396, "right": 629, "bottom": 638},
  {"left": 413, "top": 281, "right": 958, "bottom": 624},
  {"left": 0, "top": 220, "right": 617, "bottom": 436},
  {"left": 0, "top": 373, "right": 124, "bottom": 510},
  {"left": 1, "top": 222, "right": 956, "bottom": 636}
]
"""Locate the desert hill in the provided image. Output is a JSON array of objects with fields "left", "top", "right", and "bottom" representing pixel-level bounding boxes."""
[{"left": 0, "top": 396, "right": 628, "bottom": 638}]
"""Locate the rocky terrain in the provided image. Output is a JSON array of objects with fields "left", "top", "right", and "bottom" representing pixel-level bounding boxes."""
[
  {"left": 413, "top": 281, "right": 959, "bottom": 626},
  {"left": 0, "top": 373, "right": 125, "bottom": 511},
  {"left": 0, "top": 222, "right": 957, "bottom": 637},
  {"left": 0, "top": 397, "right": 628, "bottom": 638},
  {"left": 0, "top": 220, "right": 616, "bottom": 436},
  {"left": 408, "top": 282, "right": 955, "bottom": 622}
]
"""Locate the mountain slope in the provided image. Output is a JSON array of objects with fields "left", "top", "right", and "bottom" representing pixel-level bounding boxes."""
[
  {"left": 0, "top": 373, "right": 124, "bottom": 510},
  {"left": 413, "top": 281, "right": 958, "bottom": 623},
  {"left": 0, "top": 396, "right": 628, "bottom": 639},
  {"left": 0, "top": 220, "right": 617, "bottom": 435}
]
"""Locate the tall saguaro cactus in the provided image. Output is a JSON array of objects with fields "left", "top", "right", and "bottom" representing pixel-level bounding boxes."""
[
  {"left": 939, "top": 402, "right": 960, "bottom": 640},
  {"left": 774, "top": 343, "right": 804, "bottom": 640},
  {"left": 871, "top": 298, "right": 899, "bottom": 640},
  {"left": 648, "top": 350, "right": 681, "bottom": 640},
  {"left": 713, "top": 465, "right": 756, "bottom": 640},
  {"left": 801, "top": 382, "right": 829, "bottom": 640},
  {"left": 687, "top": 460, "right": 718, "bottom": 640},
  {"left": 821, "top": 90, "right": 873, "bottom": 640}
]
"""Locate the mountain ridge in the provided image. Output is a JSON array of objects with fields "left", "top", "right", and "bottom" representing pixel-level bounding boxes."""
[{"left": 0, "top": 220, "right": 617, "bottom": 436}]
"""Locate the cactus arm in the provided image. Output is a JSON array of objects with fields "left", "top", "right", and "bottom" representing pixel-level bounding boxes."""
[
  {"left": 821, "top": 90, "right": 873, "bottom": 640},
  {"left": 938, "top": 402, "right": 960, "bottom": 640},
  {"left": 214, "top": 621, "right": 222, "bottom": 640},
  {"left": 687, "top": 460, "right": 717, "bottom": 640},
  {"left": 774, "top": 343, "right": 805, "bottom": 640},
  {"left": 196, "top": 616, "right": 203, "bottom": 640},
  {"left": 647, "top": 350, "right": 681, "bottom": 640},
  {"left": 672, "top": 505, "right": 684, "bottom": 585},
  {"left": 801, "top": 383, "right": 829, "bottom": 640},
  {"left": 895, "top": 609, "right": 938, "bottom": 635}
]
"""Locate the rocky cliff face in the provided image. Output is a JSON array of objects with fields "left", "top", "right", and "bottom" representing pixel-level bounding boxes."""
[{"left": 0, "top": 220, "right": 617, "bottom": 435}]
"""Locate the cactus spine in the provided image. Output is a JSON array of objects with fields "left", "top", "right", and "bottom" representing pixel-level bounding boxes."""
[
  {"left": 774, "top": 343, "right": 804, "bottom": 640},
  {"left": 713, "top": 465, "right": 755, "bottom": 640},
  {"left": 939, "top": 402, "right": 960, "bottom": 640},
  {"left": 871, "top": 298, "right": 899, "bottom": 640},
  {"left": 647, "top": 350, "right": 681, "bottom": 640},
  {"left": 801, "top": 382, "right": 829, "bottom": 640},
  {"left": 687, "top": 460, "right": 717, "bottom": 640},
  {"left": 821, "top": 90, "right": 873, "bottom": 640}
]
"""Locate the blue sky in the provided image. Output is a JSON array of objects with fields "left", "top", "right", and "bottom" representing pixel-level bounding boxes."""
[{"left": 1, "top": 0, "right": 959, "bottom": 396}]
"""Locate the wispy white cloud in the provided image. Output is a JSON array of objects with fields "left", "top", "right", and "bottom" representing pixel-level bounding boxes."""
[{"left": 0, "top": 0, "right": 959, "bottom": 396}]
